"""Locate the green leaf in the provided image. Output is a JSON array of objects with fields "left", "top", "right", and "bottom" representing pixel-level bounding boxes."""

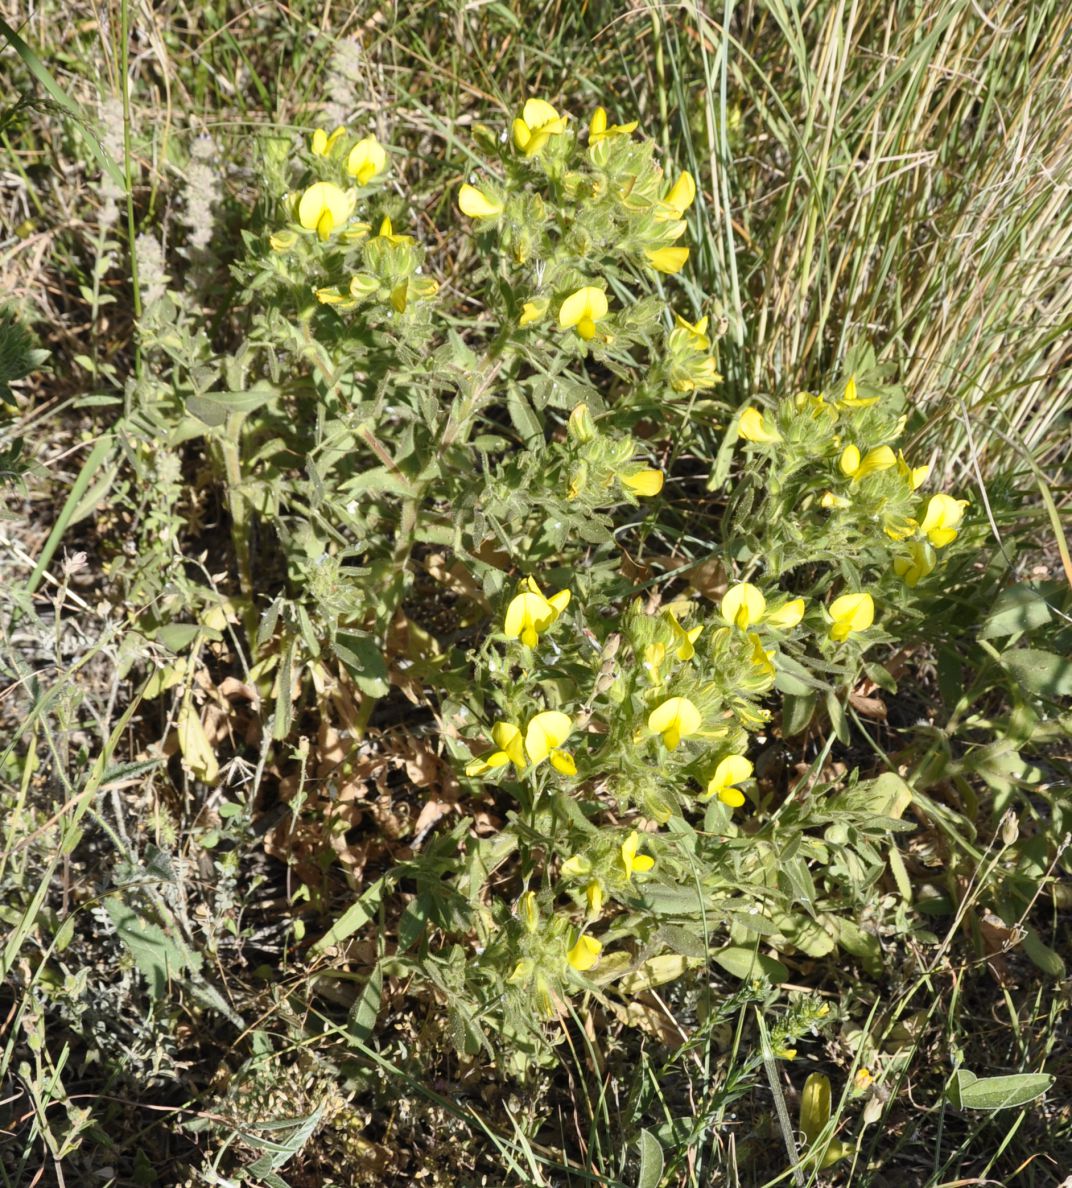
[
  {"left": 781, "top": 691, "right": 816, "bottom": 736},
  {"left": 834, "top": 917, "right": 882, "bottom": 975},
  {"left": 312, "top": 877, "right": 387, "bottom": 953},
  {"left": 636, "top": 1128, "right": 665, "bottom": 1188},
  {"left": 655, "top": 923, "right": 709, "bottom": 959},
  {"left": 948, "top": 1069, "right": 1053, "bottom": 1111},
  {"left": 1001, "top": 649, "right": 1072, "bottom": 699},
  {"left": 712, "top": 946, "right": 787, "bottom": 983},
  {"left": 104, "top": 898, "right": 201, "bottom": 997},
  {"left": 185, "top": 382, "right": 279, "bottom": 426},
  {"left": 825, "top": 689, "right": 851, "bottom": 744},
  {"left": 1021, "top": 928, "right": 1065, "bottom": 977},
  {"left": 348, "top": 965, "right": 383, "bottom": 1044},
  {"left": 979, "top": 585, "right": 1053, "bottom": 639},
  {"left": 334, "top": 631, "right": 390, "bottom": 697}
]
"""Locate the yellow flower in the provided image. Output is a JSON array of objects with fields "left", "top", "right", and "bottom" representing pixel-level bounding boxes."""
[
  {"left": 821, "top": 491, "right": 849, "bottom": 509},
  {"left": 854, "top": 1067, "right": 874, "bottom": 1091},
  {"left": 559, "top": 286, "right": 609, "bottom": 340},
  {"left": 897, "top": 450, "right": 930, "bottom": 490},
  {"left": 645, "top": 246, "right": 690, "bottom": 274},
  {"left": 920, "top": 493, "right": 968, "bottom": 548},
  {"left": 588, "top": 106, "right": 638, "bottom": 143},
  {"left": 524, "top": 710, "right": 575, "bottom": 774},
  {"left": 465, "top": 720, "right": 526, "bottom": 776},
  {"left": 671, "top": 313, "right": 710, "bottom": 351},
  {"left": 620, "top": 830, "right": 655, "bottom": 879},
  {"left": 766, "top": 598, "right": 805, "bottom": 630},
  {"left": 457, "top": 183, "right": 503, "bottom": 219},
  {"left": 721, "top": 582, "right": 765, "bottom": 629},
  {"left": 297, "top": 182, "right": 356, "bottom": 240},
  {"left": 776, "top": 1047, "right": 798, "bottom": 1060},
  {"left": 519, "top": 297, "right": 550, "bottom": 327},
  {"left": 839, "top": 374, "right": 880, "bottom": 408},
  {"left": 503, "top": 577, "right": 571, "bottom": 647},
  {"left": 839, "top": 444, "right": 896, "bottom": 481},
  {"left": 566, "top": 934, "right": 602, "bottom": 972},
  {"left": 893, "top": 539, "right": 936, "bottom": 587},
  {"left": 828, "top": 592, "right": 875, "bottom": 642},
  {"left": 738, "top": 407, "right": 781, "bottom": 443},
  {"left": 703, "top": 754, "right": 753, "bottom": 807},
  {"left": 667, "top": 611, "right": 703, "bottom": 661},
  {"left": 311, "top": 126, "right": 346, "bottom": 156},
  {"left": 620, "top": 468, "right": 664, "bottom": 497},
  {"left": 375, "top": 216, "right": 414, "bottom": 245},
  {"left": 747, "top": 632, "right": 776, "bottom": 681},
  {"left": 648, "top": 696, "right": 702, "bottom": 750},
  {"left": 794, "top": 391, "right": 828, "bottom": 416},
  {"left": 346, "top": 134, "right": 387, "bottom": 184},
  {"left": 519, "top": 890, "right": 540, "bottom": 932},
  {"left": 513, "top": 97, "right": 569, "bottom": 157},
  {"left": 660, "top": 170, "right": 697, "bottom": 218},
  {"left": 585, "top": 880, "right": 604, "bottom": 918}
]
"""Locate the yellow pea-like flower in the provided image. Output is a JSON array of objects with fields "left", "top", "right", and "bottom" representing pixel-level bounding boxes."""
[
  {"left": 737, "top": 407, "right": 781, "bottom": 443},
  {"left": 671, "top": 313, "right": 710, "bottom": 350},
  {"left": 585, "top": 880, "right": 604, "bottom": 918},
  {"left": 765, "top": 598, "right": 805, "bottom": 630},
  {"left": 660, "top": 170, "right": 696, "bottom": 217},
  {"left": 503, "top": 577, "right": 571, "bottom": 647},
  {"left": 647, "top": 696, "right": 702, "bottom": 750},
  {"left": 667, "top": 611, "right": 703, "bottom": 661},
  {"left": 566, "top": 934, "right": 602, "bottom": 972},
  {"left": 524, "top": 710, "right": 574, "bottom": 770},
  {"left": 375, "top": 215, "right": 414, "bottom": 245},
  {"left": 346, "top": 134, "right": 387, "bottom": 184},
  {"left": 559, "top": 286, "right": 609, "bottom": 340},
  {"left": 297, "top": 182, "right": 356, "bottom": 241},
  {"left": 919, "top": 493, "right": 968, "bottom": 548},
  {"left": 620, "top": 468, "right": 664, "bottom": 497},
  {"left": 821, "top": 490, "right": 849, "bottom": 509},
  {"left": 644, "top": 246, "right": 690, "bottom": 274},
  {"left": 311, "top": 125, "right": 347, "bottom": 156},
  {"left": 721, "top": 582, "right": 766, "bottom": 629},
  {"left": 840, "top": 444, "right": 896, "bottom": 481},
  {"left": 897, "top": 450, "right": 930, "bottom": 490},
  {"left": 465, "top": 720, "right": 526, "bottom": 776},
  {"left": 839, "top": 374, "right": 880, "bottom": 408},
  {"left": 620, "top": 830, "right": 655, "bottom": 879},
  {"left": 893, "top": 539, "right": 936, "bottom": 587},
  {"left": 828, "top": 592, "right": 875, "bottom": 642},
  {"left": 513, "top": 97, "right": 569, "bottom": 157},
  {"left": 703, "top": 754, "right": 753, "bottom": 807},
  {"left": 519, "top": 297, "right": 550, "bottom": 327},
  {"left": 588, "top": 106, "right": 638, "bottom": 143},
  {"left": 457, "top": 183, "right": 504, "bottom": 219},
  {"left": 748, "top": 632, "right": 776, "bottom": 680}
]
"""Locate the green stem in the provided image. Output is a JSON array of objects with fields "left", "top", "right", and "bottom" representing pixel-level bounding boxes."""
[
  {"left": 221, "top": 411, "right": 253, "bottom": 606},
  {"left": 118, "top": 0, "right": 142, "bottom": 378}
]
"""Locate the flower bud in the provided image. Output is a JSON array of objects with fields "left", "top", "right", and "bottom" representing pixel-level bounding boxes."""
[{"left": 568, "top": 403, "right": 597, "bottom": 443}]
